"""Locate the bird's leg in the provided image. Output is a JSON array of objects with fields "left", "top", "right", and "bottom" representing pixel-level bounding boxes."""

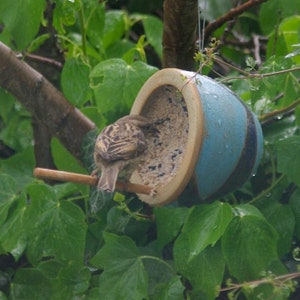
[{"left": 90, "top": 168, "right": 99, "bottom": 177}]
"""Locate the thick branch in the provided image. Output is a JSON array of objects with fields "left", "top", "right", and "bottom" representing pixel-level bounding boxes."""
[
  {"left": 0, "top": 42, "right": 96, "bottom": 161},
  {"left": 205, "top": 0, "right": 268, "bottom": 40},
  {"left": 32, "top": 116, "right": 56, "bottom": 170},
  {"left": 162, "top": 0, "right": 198, "bottom": 70}
]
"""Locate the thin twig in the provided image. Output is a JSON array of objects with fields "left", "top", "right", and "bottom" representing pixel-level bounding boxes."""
[
  {"left": 259, "top": 97, "right": 300, "bottom": 123},
  {"left": 16, "top": 53, "right": 63, "bottom": 69},
  {"left": 220, "top": 272, "right": 300, "bottom": 293},
  {"left": 34, "top": 168, "right": 154, "bottom": 195},
  {"left": 248, "top": 174, "right": 285, "bottom": 204},
  {"left": 214, "top": 56, "right": 300, "bottom": 82},
  {"left": 204, "top": 0, "right": 268, "bottom": 40}
]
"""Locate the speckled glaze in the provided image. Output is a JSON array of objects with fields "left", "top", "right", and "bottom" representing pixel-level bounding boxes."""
[
  {"left": 130, "top": 68, "right": 263, "bottom": 205},
  {"left": 186, "top": 72, "right": 263, "bottom": 200}
]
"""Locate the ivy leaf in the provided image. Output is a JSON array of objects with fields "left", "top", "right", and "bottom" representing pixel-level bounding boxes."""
[
  {"left": 0, "top": 147, "right": 35, "bottom": 190},
  {"left": 37, "top": 260, "right": 91, "bottom": 298},
  {"left": 85, "top": 1, "right": 105, "bottom": 48},
  {"left": 278, "top": 16, "right": 300, "bottom": 64},
  {"left": 0, "top": 190, "right": 28, "bottom": 260},
  {"left": 277, "top": 136, "right": 300, "bottom": 186},
  {"left": 90, "top": 232, "right": 148, "bottom": 300},
  {"left": 102, "top": 11, "right": 126, "bottom": 49},
  {"left": 26, "top": 184, "right": 87, "bottom": 265},
  {"left": 90, "top": 58, "right": 157, "bottom": 121},
  {"left": 0, "top": 0, "right": 45, "bottom": 50},
  {"left": 152, "top": 276, "right": 184, "bottom": 300},
  {"left": 174, "top": 201, "right": 232, "bottom": 269},
  {"left": 290, "top": 188, "right": 300, "bottom": 239},
  {"left": 52, "top": 0, "right": 80, "bottom": 34},
  {"left": 154, "top": 206, "right": 189, "bottom": 250},
  {"left": 185, "top": 243, "right": 225, "bottom": 300},
  {"left": 260, "top": 202, "right": 295, "bottom": 256},
  {"left": 259, "top": 0, "right": 300, "bottom": 35},
  {"left": 10, "top": 268, "right": 51, "bottom": 300},
  {"left": 222, "top": 204, "right": 284, "bottom": 282},
  {"left": 0, "top": 174, "right": 19, "bottom": 225},
  {"left": 142, "top": 15, "right": 163, "bottom": 60},
  {"left": 61, "top": 57, "right": 91, "bottom": 107}
]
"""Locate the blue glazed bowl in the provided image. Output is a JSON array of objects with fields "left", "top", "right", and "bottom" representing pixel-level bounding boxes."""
[{"left": 130, "top": 68, "right": 263, "bottom": 206}]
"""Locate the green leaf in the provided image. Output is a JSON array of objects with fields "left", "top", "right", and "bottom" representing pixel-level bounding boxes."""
[
  {"left": 266, "top": 16, "right": 300, "bottom": 63},
  {"left": 0, "top": 89, "right": 15, "bottom": 123},
  {"left": 142, "top": 15, "right": 163, "bottom": 60},
  {"left": 279, "top": 16, "right": 300, "bottom": 63},
  {"left": 0, "top": 290, "right": 8, "bottom": 300},
  {"left": 277, "top": 136, "right": 300, "bottom": 186},
  {"left": 0, "top": 174, "right": 18, "bottom": 225},
  {"left": 154, "top": 206, "right": 189, "bottom": 249},
  {"left": 26, "top": 184, "right": 87, "bottom": 265},
  {"left": 0, "top": 104, "right": 33, "bottom": 152},
  {"left": 261, "top": 202, "right": 295, "bottom": 256},
  {"left": 106, "top": 40, "right": 136, "bottom": 59},
  {"left": 259, "top": 0, "right": 300, "bottom": 35},
  {"left": 0, "top": 0, "right": 45, "bottom": 50},
  {"left": 153, "top": 276, "right": 185, "bottom": 300},
  {"left": 90, "top": 232, "right": 148, "bottom": 300},
  {"left": 52, "top": 0, "right": 80, "bottom": 34},
  {"left": 183, "top": 242, "right": 224, "bottom": 300},
  {"left": 222, "top": 206, "right": 282, "bottom": 281},
  {"left": 27, "top": 33, "right": 50, "bottom": 53},
  {"left": 0, "top": 191, "right": 28, "bottom": 260},
  {"left": 174, "top": 201, "right": 232, "bottom": 268},
  {"left": 10, "top": 268, "right": 51, "bottom": 300},
  {"left": 103, "top": 10, "right": 126, "bottom": 49},
  {"left": 290, "top": 188, "right": 300, "bottom": 239},
  {"left": 80, "top": 107, "right": 107, "bottom": 129},
  {"left": 37, "top": 260, "right": 91, "bottom": 298},
  {"left": 90, "top": 58, "right": 157, "bottom": 120},
  {"left": 85, "top": 1, "right": 105, "bottom": 48},
  {"left": 0, "top": 147, "right": 35, "bottom": 190},
  {"left": 106, "top": 206, "right": 131, "bottom": 234},
  {"left": 51, "top": 138, "right": 87, "bottom": 175},
  {"left": 61, "top": 57, "right": 91, "bottom": 107},
  {"left": 91, "top": 232, "right": 140, "bottom": 268}
]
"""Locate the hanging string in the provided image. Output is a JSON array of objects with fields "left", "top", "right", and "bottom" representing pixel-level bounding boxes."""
[{"left": 197, "top": 0, "right": 207, "bottom": 53}]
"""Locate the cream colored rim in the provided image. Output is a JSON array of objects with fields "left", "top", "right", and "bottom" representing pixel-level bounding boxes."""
[{"left": 130, "top": 68, "right": 204, "bottom": 206}]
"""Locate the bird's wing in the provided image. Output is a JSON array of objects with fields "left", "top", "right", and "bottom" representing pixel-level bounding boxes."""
[
  {"left": 96, "top": 122, "right": 147, "bottom": 161},
  {"left": 97, "top": 162, "right": 122, "bottom": 192}
]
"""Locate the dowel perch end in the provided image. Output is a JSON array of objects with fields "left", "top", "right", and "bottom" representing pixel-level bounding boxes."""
[{"left": 33, "top": 168, "right": 155, "bottom": 195}]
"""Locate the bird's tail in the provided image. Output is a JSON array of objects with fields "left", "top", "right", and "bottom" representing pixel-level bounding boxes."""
[{"left": 97, "top": 166, "right": 119, "bottom": 193}]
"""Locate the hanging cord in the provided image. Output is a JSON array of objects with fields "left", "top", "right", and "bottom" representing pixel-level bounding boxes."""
[{"left": 198, "top": 0, "right": 207, "bottom": 52}]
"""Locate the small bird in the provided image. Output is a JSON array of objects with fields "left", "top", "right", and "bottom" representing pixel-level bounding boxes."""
[{"left": 93, "top": 115, "right": 155, "bottom": 193}]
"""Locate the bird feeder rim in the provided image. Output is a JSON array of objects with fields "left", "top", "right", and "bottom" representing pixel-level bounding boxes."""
[{"left": 130, "top": 68, "right": 204, "bottom": 206}]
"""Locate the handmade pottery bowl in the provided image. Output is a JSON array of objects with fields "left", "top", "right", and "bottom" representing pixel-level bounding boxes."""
[{"left": 130, "top": 68, "right": 263, "bottom": 206}]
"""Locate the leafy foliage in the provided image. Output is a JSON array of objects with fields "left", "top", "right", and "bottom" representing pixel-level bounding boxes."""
[{"left": 0, "top": 0, "right": 300, "bottom": 299}]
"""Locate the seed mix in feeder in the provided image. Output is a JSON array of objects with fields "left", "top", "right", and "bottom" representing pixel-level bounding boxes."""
[{"left": 136, "top": 85, "right": 189, "bottom": 189}]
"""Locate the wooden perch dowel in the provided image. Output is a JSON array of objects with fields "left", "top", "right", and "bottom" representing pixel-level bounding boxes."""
[{"left": 34, "top": 168, "right": 154, "bottom": 195}]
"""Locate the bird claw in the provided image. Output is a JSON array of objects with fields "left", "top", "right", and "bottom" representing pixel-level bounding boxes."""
[
  {"left": 90, "top": 169, "right": 98, "bottom": 177},
  {"left": 149, "top": 188, "right": 157, "bottom": 197}
]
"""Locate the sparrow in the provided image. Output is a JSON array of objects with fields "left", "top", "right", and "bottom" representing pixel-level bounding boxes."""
[{"left": 93, "top": 115, "right": 155, "bottom": 193}]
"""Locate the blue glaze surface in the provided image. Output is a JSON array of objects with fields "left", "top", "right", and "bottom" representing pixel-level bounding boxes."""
[{"left": 190, "top": 74, "right": 263, "bottom": 200}]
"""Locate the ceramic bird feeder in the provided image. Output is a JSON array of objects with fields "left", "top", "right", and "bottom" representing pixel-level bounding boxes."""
[{"left": 130, "top": 68, "right": 263, "bottom": 206}]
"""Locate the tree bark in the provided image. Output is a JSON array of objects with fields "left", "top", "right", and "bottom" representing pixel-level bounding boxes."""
[
  {"left": 0, "top": 42, "right": 95, "bottom": 161},
  {"left": 162, "top": 0, "right": 198, "bottom": 70}
]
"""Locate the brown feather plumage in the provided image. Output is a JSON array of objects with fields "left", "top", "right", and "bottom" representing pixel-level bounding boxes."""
[{"left": 93, "top": 115, "right": 154, "bottom": 192}]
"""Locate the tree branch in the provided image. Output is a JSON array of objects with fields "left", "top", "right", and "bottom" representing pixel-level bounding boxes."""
[
  {"left": 0, "top": 42, "right": 96, "bottom": 161},
  {"left": 204, "top": 0, "right": 268, "bottom": 41},
  {"left": 162, "top": 0, "right": 198, "bottom": 70},
  {"left": 32, "top": 116, "right": 56, "bottom": 170}
]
